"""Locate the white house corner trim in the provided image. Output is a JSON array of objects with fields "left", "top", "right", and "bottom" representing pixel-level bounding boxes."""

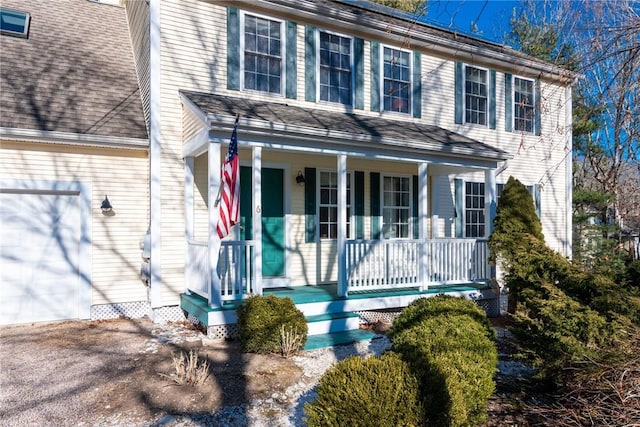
[
  {"left": 149, "top": 0, "right": 162, "bottom": 308},
  {"left": 565, "top": 86, "right": 573, "bottom": 259}
]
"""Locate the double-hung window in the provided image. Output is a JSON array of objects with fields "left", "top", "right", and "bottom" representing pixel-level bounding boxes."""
[
  {"left": 514, "top": 76, "right": 534, "bottom": 133},
  {"left": 464, "top": 65, "right": 488, "bottom": 125},
  {"left": 319, "top": 31, "right": 352, "bottom": 105},
  {"left": 382, "top": 176, "right": 410, "bottom": 238},
  {"left": 243, "top": 13, "right": 283, "bottom": 95},
  {"left": 319, "top": 171, "right": 352, "bottom": 239},
  {"left": 382, "top": 46, "right": 411, "bottom": 114},
  {"left": 465, "top": 182, "right": 485, "bottom": 238}
]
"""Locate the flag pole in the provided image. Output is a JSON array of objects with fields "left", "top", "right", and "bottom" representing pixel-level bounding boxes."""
[{"left": 214, "top": 113, "right": 240, "bottom": 207}]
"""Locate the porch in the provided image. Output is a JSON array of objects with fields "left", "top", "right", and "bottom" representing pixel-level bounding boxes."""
[{"left": 181, "top": 280, "right": 500, "bottom": 349}]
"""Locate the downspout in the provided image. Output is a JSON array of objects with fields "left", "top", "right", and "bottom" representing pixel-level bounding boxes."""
[{"left": 149, "top": 0, "right": 162, "bottom": 308}]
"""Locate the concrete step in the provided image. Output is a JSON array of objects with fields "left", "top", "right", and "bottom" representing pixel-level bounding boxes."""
[{"left": 306, "top": 312, "right": 361, "bottom": 335}]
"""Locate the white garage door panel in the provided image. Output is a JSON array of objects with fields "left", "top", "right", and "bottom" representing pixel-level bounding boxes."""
[{"left": 1, "top": 191, "right": 82, "bottom": 324}]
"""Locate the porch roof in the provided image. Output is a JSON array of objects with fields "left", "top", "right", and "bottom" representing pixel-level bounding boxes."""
[{"left": 180, "top": 91, "right": 510, "bottom": 164}]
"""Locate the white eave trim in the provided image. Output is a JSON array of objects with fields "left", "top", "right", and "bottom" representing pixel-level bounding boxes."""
[{"left": 0, "top": 127, "right": 149, "bottom": 150}]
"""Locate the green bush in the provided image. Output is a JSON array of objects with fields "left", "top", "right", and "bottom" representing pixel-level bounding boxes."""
[
  {"left": 236, "top": 295, "right": 307, "bottom": 354},
  {"left": 389, "top": 296, "right": 498, "bottom": 427},
  {"left": 512, "top": 279, "right": 621, "bottom": 387},
  {"left": 304, "top": 352, "right": 424, "bottom": 427}
]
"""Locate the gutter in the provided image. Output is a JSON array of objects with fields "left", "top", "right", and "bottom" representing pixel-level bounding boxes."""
[{"left": 0, "top": 127, "right": 149, "bottom": 150}]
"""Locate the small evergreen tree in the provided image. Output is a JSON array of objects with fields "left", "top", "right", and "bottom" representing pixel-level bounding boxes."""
[{"left": 489, "top": 177, "right": 543, "bottom": 313}]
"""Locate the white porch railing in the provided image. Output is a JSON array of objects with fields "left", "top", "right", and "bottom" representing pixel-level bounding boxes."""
[
  {"left": 218, "top": 240, "right": 257, "bottom": 301},
  {"left": 186, "top": 240, "right": 257, "bottom": 303},
  {"left": 345, "top": 238, "right": 491, "bottom": 292},
  {"left": 428, "top": 238, "right": 490, "bottom": 283},
  {"left": 188, "top": 238, "right": 490, "bottom": 304},
  {"left": 346, "top": 240, "right": 421, "bottom": 291}
]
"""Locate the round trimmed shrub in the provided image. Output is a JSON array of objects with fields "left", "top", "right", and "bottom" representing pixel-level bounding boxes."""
[
  {"left": 388, "top": 296, "right": 498, "bottom": 427},
  {"left": 304, "top": 352, "right": 424, "bottom": 427},
  {"left": 236, "top": 294, "right": 307, "bottom": 354}
]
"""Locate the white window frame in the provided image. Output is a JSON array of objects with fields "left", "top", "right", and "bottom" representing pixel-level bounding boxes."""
[
  {"left": 240, "top": 11, "right": 285, "bottom": 97},
  {"left": 463, "top": 64, "right": 489, "bottom": 127},
  {"left": 464, "top": 181, "right": 485, "bottom": 238},
  {"left": 318, "top": 170, "right": 353, "bottom": 240},
  {"left": 381, "top": 174, "right": 412, "bottom": 239},
  {"left": 316, "top": 29, "right": 354, "bottom": 106},
  {"left": 0, "top": 7, "right": 30, "bottom": 38},
  {"left": 379, "top": 44, "right": 412, "bottom": 115},
  {"left": 513, "top": 75, "right": 536, "bottom": 134}
]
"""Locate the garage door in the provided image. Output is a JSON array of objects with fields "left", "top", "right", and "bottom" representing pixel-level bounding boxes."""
[{"left": 0, "top": 190, "right": 83, "bottom": 324}]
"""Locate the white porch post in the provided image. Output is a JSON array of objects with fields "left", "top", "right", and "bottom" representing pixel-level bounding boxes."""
[
  {"left": 208, "top": 143, "right": 223, "bottom": 308},
  {"left": 419, "top": 163, "right": 429, "bottom": 290},
  {"left": 337, "top": 154, "right": 348, "bottom": 297},
  {"left": 252, "top": 147, "right": 263, "bottom": 295},
  {"left": 484, "top": 169, "right": 497, "bottom": 238},
  {"left": 184, "top": 156, "right": 194, "bottom": 292}
]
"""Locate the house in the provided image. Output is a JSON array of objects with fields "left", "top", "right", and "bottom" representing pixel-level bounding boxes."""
[
  {"left": 0, "top": 0, "right": 149, "bottom": 324},
  {"left": 1, "top": 0, "right": 577, "bottom": 343}
]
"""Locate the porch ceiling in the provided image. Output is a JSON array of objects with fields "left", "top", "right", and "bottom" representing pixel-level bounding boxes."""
[{"left": 180, "top": 90, "right": 510, "bottom": 165}]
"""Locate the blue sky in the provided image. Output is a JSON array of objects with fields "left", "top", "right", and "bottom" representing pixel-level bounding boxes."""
[{"left": 423, "top": 0, "right": 520, "bottom": 43}]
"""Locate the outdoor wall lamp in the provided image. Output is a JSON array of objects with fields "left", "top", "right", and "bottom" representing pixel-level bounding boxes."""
[
  {"left": 296, "top": 170, "right": 306, "bottom": 186},
  {"left": 101, "top": 195, "right": 113, "bottom": 213}
]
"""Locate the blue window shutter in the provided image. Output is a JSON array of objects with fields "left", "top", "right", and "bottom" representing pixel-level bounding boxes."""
[
  {"left": 533, "top": 184, "right": 541, "bottom": 218},
  {"left": 412, "top": 51, "right": 422, "bottom": 118},
  {"left": 455, "top": 62, "right": 463, "bottom": 124},
  {"left": 355, "top": 171, "right": 365, "bottom": 239},
  {"left": 505, "top": 73, "right": 512, "bottom": 132},
  {"left": 305, "top": 26, "right": 316, "bottom": 102},
  {"left": 227, "top": 7, "right": 240, "bottom": 91},
  {"left": 489, "top": 69, "right": 496, "bottom": 129},
  {"left": 412, "top": 175, "right": 419, "bottom": 239},
  {"left": 370, "top": 41, "right": 380, "bottom": 112},
  {"left": 535, "top": 79, "right": 542, "bottom": 136},
  {"left": 305, "top": 167, "right": 316, "bottom": 243},
  {"left": 370, "top": 172, "right": 380, "bottom": 239},
  {"left": 286, "top": 21, "right": 297, "bottom": 99},
  {"left": 354, "top": 38, "right": 365, "bottom": 110},
  {"left": 454, "top": 178, "right": 464, "bottom": 238}
]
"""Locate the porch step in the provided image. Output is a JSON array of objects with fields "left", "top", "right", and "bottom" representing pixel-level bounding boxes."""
[
  {"left": 304, "top": 329, "right": 378, "bottom": 351},
  {"left": 306, "top": 312, "right": 361, "bottom": 336}
]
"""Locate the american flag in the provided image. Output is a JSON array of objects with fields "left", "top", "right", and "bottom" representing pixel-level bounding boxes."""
[{"left": 216, "top": 120, "right": 240, "bottom": 239}]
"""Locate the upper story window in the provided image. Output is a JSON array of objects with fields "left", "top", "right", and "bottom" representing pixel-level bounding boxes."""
[
  {"left": 1, "top": 7, "right": 30, "bottom": 38},
  {"left": 514, "top": 76, "right": 534, "bottom": 133},
  {"left": 319, "top": 31, "right": 352, "bottom": 105},
  {"left": 382, "top": 46, "right": 411, "bottom": 114},
  {"left": 383, "top": 176, "right": 410, "bottom": 238},
  {"left": 319, "top": 171, "right": 352, "bottom": 239},
  {"left": 464, "top": 65, "right": 488, "bottom": 125},
  {"left": 243, "top": 13, "right": 283, "bottom": 95}
]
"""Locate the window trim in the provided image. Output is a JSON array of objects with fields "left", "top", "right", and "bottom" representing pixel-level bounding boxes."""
[
  {"left": 315, "top": 29, "right": 354, "bottom": 107},
  {"left": 462, "top": 63, "right": 489, "bottom": 127},
  {"left": 381, "top": 174, "right": 412, "bottom": 239},
  {"left": 317, "top": 169, "right": 354, "bottom": 241},
  {"left": 0, "top": 7, "right": 30, "bottom": 39},
  {"left": 379, "top": 43, "right": 413, "bottom": 115},
  {"left": 512, "top": 75, "right": 536, "bottom": 134},
  {"left": 239, "top": 10, "right": 286, "bottom": 97}
]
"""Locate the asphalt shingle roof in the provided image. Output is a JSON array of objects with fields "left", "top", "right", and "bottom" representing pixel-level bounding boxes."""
[
  {"left": 0, "top": 0, "right": 147, "bottom": 140},
  {"left": 181, "top": 90, "right": 509, "bottom": 161}
]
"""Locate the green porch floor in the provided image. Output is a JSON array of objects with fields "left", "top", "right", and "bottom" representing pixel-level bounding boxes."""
[{"left": 182, "top": 282, "right": 492, "bottom": 314}]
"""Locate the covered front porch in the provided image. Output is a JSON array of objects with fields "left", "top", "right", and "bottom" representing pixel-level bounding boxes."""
[{"left": 179, "top": 91, "right": 509, "bottom": 333}]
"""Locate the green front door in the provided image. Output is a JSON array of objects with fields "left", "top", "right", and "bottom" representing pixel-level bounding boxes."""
[{"left": 240, "top": 167, "right": 285, "bottom": 278}]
